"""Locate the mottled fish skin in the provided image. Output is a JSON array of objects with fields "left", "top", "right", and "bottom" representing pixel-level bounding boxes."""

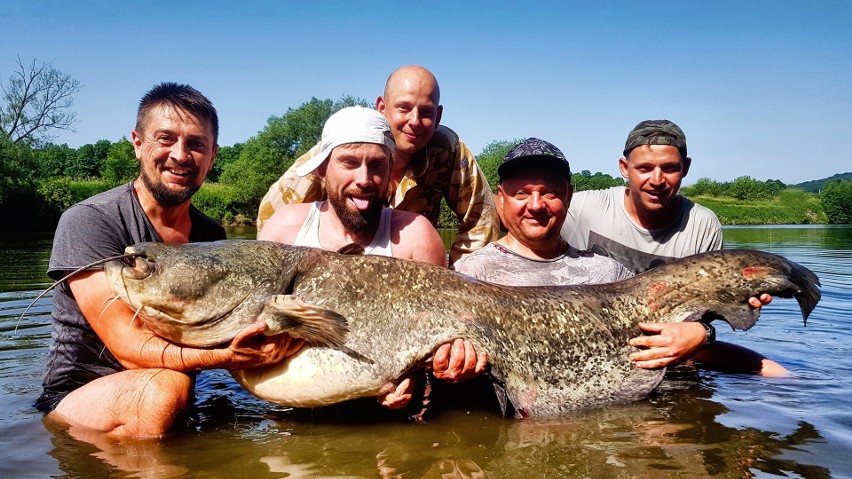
[{"left": 105, "top": 241, "right": 820, "bottom": 417}]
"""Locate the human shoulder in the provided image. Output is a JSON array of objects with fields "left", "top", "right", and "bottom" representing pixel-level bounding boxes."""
[
  {"left": 682, "top": 196, "right": 721, "bottom": 226},
  {"left": 678, "top": 196, "right": 723, "bottom": 251},
  {"left": 188, "top": 205, "right": 226, "bottom": 241},
  {"left": 428, "top": 125, "right": 461, "bottom": 151},
  {"left": 257, "top": 202, "right": 315, "bottom": 243},
  {"left": 391, "top": 209, "right": 446, "bottom": 266}
]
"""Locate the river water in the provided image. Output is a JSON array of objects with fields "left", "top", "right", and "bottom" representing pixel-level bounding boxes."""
[{"left": 0, "top": 225, "right": 850, "bottom": 478}]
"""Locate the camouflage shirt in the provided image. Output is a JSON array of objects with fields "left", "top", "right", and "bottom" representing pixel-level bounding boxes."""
[{"left": 257, "top": 125, "right": 500, "bottom": 264}]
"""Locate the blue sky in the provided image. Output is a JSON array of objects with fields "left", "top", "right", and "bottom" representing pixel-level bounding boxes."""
[{"left": 2, "top": 1, "right": 849, "bottom": 185}]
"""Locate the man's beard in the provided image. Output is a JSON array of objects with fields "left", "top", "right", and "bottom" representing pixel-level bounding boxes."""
[
  {"left": 140, "top": 169, "right": 199, "bottom": 207},
  {"left": 328, "top": 188, "right": 382, "bottom": 234}
]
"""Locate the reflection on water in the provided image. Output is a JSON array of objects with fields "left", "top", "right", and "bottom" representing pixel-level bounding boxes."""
[{"left": 0, "top": 226, "right": 849, "bottom": 478}]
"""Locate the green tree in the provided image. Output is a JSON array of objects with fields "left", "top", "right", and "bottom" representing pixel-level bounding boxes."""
[
  {"left": 220, "top": 96, "right": 368, "bottom": 209},
  {"left": 821, "top": 180, "right": 852, "bottom": 224},
  {"left": 0, "top": 57, "right": 82, "bottom": 145},
  {"left": 209, "top": 142, "right": 243, "bottom": 182},
  {"left": 476, "top": 139, "right": 521, "bottom": 192},
  {"left": 682, "top": 177, "right": 722, "bottom": 197},
  {"left": 102, "top": 138, "right": 138, "bottom": 185},
  {"left": 571, "top": 170, "right": 624, "bottom": 192},
  {"left": 34, "top": 143, "right": 78, "bottom": 178},
  {"left": 0, "top": 134, "right": 38, "bottom": 204},
  {"left": 726, "top": 176, "right": 764, "bottom": 201},
  {"left": 73, "top": 139, "right": 111, "bottom": 179}
]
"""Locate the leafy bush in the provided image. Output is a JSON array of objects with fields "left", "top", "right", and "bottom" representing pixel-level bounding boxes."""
[
  {"left": 821, "top": 180, "right": 852, "bottom": 224},
  {"left": 102, "top": 138, "right": 138, "bottom": 186},
  {"left": 572, "top": 170, "right": 624, "bottom": 192}
]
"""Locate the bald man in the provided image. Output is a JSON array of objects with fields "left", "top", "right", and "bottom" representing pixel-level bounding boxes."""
[{"left": 257, "top": 66, "right": 500, "bottom": 265}]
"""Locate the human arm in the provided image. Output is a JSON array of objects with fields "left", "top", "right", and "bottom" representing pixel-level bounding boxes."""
[
  {"left": 443, "top": 138, "right": 500, "bottom": 264},
  {"left": 692, "top": 341, "right": 789, "bottom": 377},
  {"left": 256, "top": 144, "right": 326, "bottom": 233},
  {"left": 70, "top": 270, "right": 303, "bottom": 372},
  {"left": 629, "top": 295, "right": 773, "bottom": 369}
]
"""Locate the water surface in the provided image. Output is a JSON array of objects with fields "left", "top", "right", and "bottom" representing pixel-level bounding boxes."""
[{"left": 1, "top": 225, "right": 850, "bottom": 478}]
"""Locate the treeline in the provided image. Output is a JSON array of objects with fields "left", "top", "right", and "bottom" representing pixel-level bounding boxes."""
[
  {"left": 0, "top": 96, "right": 367, "bottom": 231},
  {"left": 681, "top": 176, "right": 851, "bottom": 224},
  {"left": 2, "top": 96, "right": 851, "bottom": 232}
]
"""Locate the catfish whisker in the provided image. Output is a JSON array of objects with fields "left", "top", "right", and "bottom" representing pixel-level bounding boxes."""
[
  {"left": 96, "top": 295, "right": 124, "bottom": 324},
  {"left": 130, "top": 305, "right": 144, "bottom": 329},
  {"left": 16, "top": 252, "right": 144, "bottom": 334}
]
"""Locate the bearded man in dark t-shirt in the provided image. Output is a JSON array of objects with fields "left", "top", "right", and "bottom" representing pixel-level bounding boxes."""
[{"left": 35, "top": 83, "right": 303, "bottom": 437}]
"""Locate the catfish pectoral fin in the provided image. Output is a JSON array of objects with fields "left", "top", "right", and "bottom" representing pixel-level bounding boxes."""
[{"left": 259, "top": 295, "right": 349, "bottom": 349}]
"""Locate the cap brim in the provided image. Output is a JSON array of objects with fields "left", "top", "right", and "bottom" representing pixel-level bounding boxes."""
[{"left": 294, "top": 149, "right": 331, "bottom": 177}]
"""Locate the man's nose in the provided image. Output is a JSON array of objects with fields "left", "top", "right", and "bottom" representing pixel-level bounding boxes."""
[
  {"left": 354, "top": 164, "right": 371, "bottom": 185},
  {"left": 170, "top": 140, "right": 191, "bottom": 161},
  {"left": 406, "top": 108, "right": 422, "bottom": 127},
  {"left": 528, "top": 192, "right": 544, "bottom": 210}
]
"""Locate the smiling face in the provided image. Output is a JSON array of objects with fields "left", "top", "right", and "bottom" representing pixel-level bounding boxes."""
[
  {"left": 498, "top": 170, "right": 572, "bottom": 256},
  {"left": 619, "top": 144, "right": 691, "bottom": 229},
  {"left": 132, "top": 104, "right": 218, "bottom": 206},
  {"left": 320, "top": 142, "right": 391, "bottom": 233},
  {"left": 376, "top": 66, "right": 442, "bottom": 164}
]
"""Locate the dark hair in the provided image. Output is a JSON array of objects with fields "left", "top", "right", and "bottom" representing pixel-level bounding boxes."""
[{"left": 136, "top": 82, "right": 219, "bottom": 143}]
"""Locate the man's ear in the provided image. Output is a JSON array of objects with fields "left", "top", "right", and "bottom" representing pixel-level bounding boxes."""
[
  {"left": 131, "top": 130, "right": 143, "bottom": 161},
  {"left": 618, "top": 157, "right": 629, "bottom": 178},
  {"left": 435, "top": 105, "right": 443, "bottom": 127},
  {"left": 682, "top": 156, "right": 692, "bottom": 177},
  {"left": 376, "top": 96, "right": 385, "bottom": 113}
]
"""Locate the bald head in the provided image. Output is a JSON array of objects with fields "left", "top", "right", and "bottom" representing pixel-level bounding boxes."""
[
  {"left": 376, "top": 65, "right": 443, "bottom": 163},
  {"left": 384, "top": 65, "right": 440, "bottom": 105}
]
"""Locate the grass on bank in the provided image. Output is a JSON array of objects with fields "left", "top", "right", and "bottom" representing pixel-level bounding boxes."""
[{"left": 688, "top": 189, "right": 826, "bottom": 225}]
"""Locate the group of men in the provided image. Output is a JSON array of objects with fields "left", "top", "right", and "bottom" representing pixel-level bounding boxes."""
[{"left": 37, "top": 65, "right": 781, "bottom": 437}]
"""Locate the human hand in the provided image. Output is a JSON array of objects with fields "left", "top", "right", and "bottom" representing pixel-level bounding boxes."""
[
  {"left": 226, "top": 320, "right": 305, "bottom": 369},
  {"left": 628, "top": 322, "right": 706, "bottom": 369},
  {"left": 431, "top": 339, "right": 487, "bottom": 382},
  {"left": 378, "top": 375, "right": 415, "bottom": 409},
  {"left": 749, "top": 294, "right": 772, "bottom": 309}
]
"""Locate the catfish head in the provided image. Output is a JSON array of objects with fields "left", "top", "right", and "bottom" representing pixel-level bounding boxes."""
[{"left": 104, "top": 240, "right": 305, "bottom": 347}]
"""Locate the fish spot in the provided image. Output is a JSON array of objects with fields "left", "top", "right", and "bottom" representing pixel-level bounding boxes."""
[
  {"left": 646, "top": 282, "right": 671, "bottom": 312},
  {"left": 742, "top": 266, "right": 772, "bottom": 279}
]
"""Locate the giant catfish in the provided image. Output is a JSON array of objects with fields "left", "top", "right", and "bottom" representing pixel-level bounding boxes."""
[{"left": 104, "top": 240, "right": 820, "bottom": 418}]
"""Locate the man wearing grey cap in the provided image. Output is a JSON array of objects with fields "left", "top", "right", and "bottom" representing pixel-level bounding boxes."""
[{"left": 560, "top": 120, "right": 782, "bottom": 375}]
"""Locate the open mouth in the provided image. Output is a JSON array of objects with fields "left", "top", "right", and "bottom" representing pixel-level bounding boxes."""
[{"left": 119, "top": 253, "right": 155, "bottom": 280}]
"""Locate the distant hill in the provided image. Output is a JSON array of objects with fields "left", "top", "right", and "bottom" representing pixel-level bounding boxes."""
[{"left": 792, "top": 172, "right": 852, "bottom": 193}]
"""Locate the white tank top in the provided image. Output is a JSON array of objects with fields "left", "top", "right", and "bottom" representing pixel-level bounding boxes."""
[{"left": 294, "top": 201, "right": 394, "bottom": 257}]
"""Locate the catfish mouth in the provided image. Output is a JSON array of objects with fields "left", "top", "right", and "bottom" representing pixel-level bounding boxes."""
[{"left": 119, "top": 255, "right": 155, "bottom": 280}]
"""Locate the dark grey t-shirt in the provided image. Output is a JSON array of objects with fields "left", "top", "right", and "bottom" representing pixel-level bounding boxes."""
[{"left": 36, "top": 182, "right": 225, "bottom": 411}]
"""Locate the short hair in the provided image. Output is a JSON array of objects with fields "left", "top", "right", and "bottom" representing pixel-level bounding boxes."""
[{"left": 136, "top": 82, "right": 219, "bottom": 143}]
